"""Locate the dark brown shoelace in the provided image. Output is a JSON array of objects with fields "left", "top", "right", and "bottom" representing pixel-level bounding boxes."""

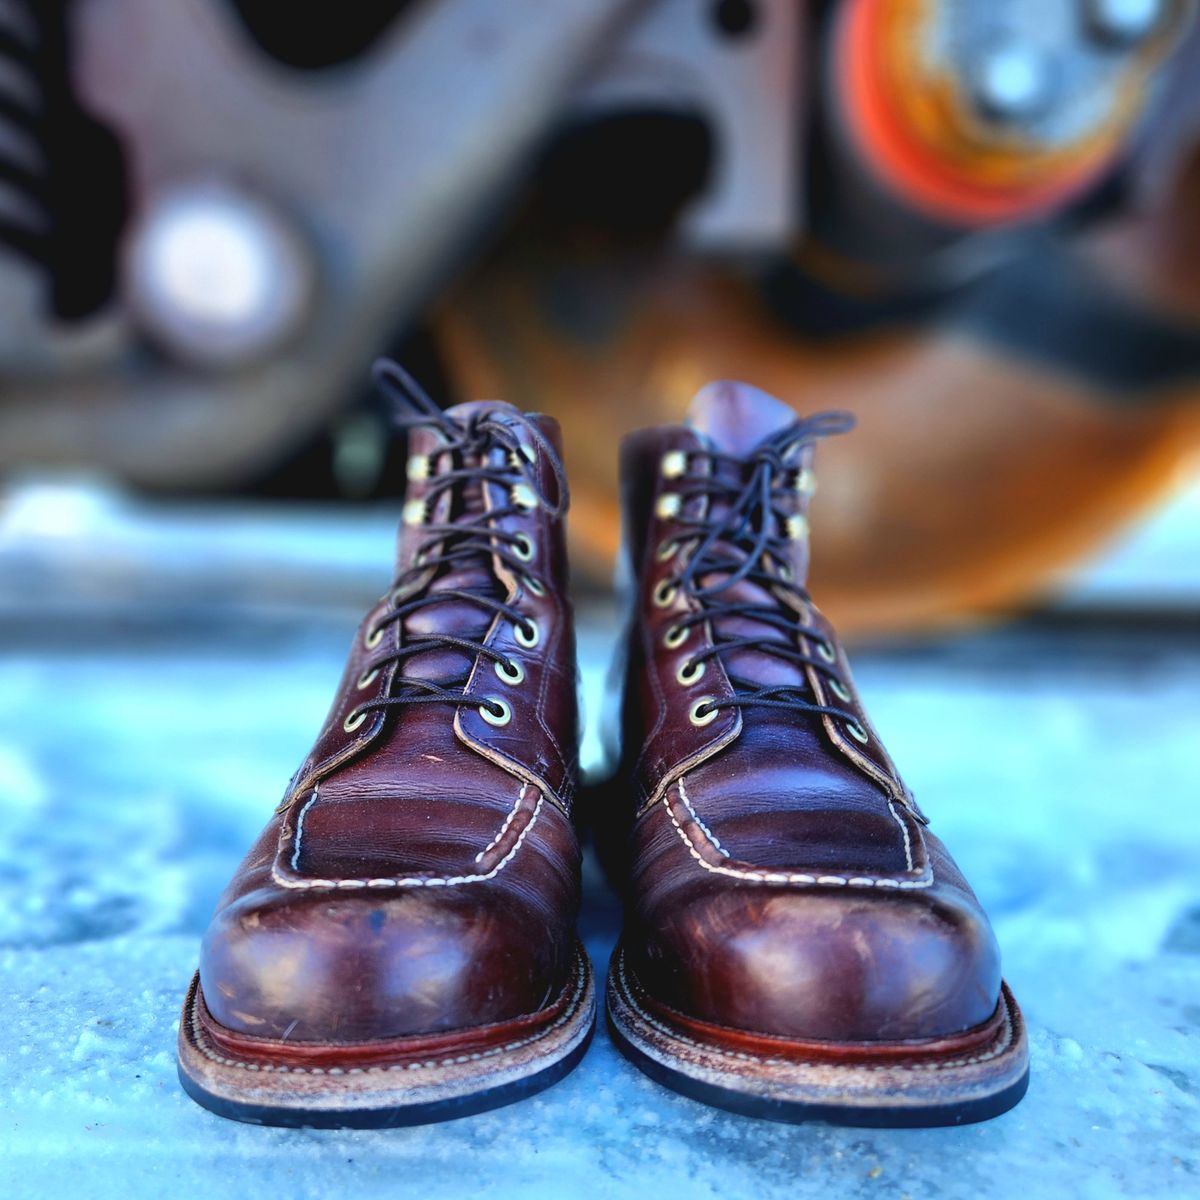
[
  {"left": 347, "top": 360, "right": 566, "bottom": 725},
  {"left": 662, "top": 414, "right": 866, "bottom": 729}
]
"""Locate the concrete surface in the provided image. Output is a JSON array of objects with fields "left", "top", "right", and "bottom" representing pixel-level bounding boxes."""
[{"left": 1, "top": 486, "right": 1198, "bottom": 1199}]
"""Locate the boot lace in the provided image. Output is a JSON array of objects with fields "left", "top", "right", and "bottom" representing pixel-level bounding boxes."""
[
  {"left": 346, "top": 360, "right": 566, "bottom": 727},
  {"left": 660, "top": 413, "right": 865, "bottom": 730}
]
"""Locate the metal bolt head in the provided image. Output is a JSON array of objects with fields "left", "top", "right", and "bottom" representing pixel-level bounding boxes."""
[
  {"left": 1086, "top": 0, "right": 1167, "bottom": 45},
  {"left": 970, "top": 43, "right": 1052, "bottom": 122},
  {"left": 124, "top": 180, "right": 314, "bottom": 369}
]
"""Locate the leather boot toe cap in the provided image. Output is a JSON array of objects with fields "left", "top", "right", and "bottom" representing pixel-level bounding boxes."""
[
  {"left": 634, "top": 883, "right": 1002, "bottom": 1043},
  {"left": 199, "top": 885, "right": 565, "bottom": 1043}
]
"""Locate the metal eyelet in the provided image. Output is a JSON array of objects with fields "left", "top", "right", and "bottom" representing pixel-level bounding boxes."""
[
  {"left": 523, "top": 574, "right": 546, "bottom": 596},
  {"left": 656, "top": 539, "right": 678, "bottom": 562},
  {"left": 655, "top": 493, "right": 681, "bottom": 519},
  {"left": 829, "top": 678, "right": 852, "bottom": 703},
  {"left": 817, "top": 640, "right": 837, "bottom": 663},
  {"left": 786, "top": 514, "right": 809, "bottom": 540},
  {"left": 480, "top": 697, "right": 512, "bottom": 727},
  {"left": 794, "top": 468, "right": 815, "bottom": 494},
  {"left": 364, "top": 625, "right": 384, "bottom": 649},
  {"left": 494, "top": 658, "right": 524, "bottom": 685},
  {"left": 663, "top": 623, "right": 688, "bottom": 650},
  {"left": 776, "top": 561, "right": 794, "bottom": 583},
  {"left": 514, "top": 618, "right": 540, "bottom": 648},
  {"left": 403, "top": 499, "right": 426, "bottom": 527},
  {"left": 847, "top": 720, "right": 869, "bottom": 745},
  {"left": 406, "top": 454, "right": 430, "bottom": 482},
  {"left": 676, "top": 659, "right": 705, "bottom": 686},
  {"left": 660, "top": 450, "right": 687, "bottom": 479},
  {"left": 511, "top": 484, "right": 538, "bottom": 511},
  {"left": 653, "top": 579, "right": 678, "bottom": 608},
  {"left": 356, "top": 668, "right": 380, "bottom": 690},
  {"left": 513, "top": 533, "right": 535, "bottom": 562},
  {"left": 689, "top": 697, "right": 718, "bottom": 726},
  {"left": 343, "top": 710, "right": 368, "bottom": 733}
]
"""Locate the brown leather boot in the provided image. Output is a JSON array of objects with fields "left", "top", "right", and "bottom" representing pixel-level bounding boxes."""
[
  {"left": 177, "top": 363, "right": 593, "bottom": 1127},
  {"left": 605, "top": 381, "right": 1028, "bottom": 1126}
]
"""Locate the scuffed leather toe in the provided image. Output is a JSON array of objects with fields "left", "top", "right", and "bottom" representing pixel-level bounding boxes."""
[
  {"left": 199, "top": 884, "right": 566, "bottom": 1043},
  {"left": 633, "top": 881, "right": 1002, "bottom": 1043}
]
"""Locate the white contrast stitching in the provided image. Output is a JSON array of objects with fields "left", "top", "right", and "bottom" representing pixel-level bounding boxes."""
[
  {"left": 186, "top": 951, "right": 590, "bottom": 1076},
  {"left": 677, "top": 778, "right": 728, "bottom": 857},
  {"left": 272, "top": 783, "right": 543, "bottom": 890},
  {"left": 614, "top": 950, "right": 1015, "bottom": 1073},
  {"left": 664, "top": 776, "right": 932, "bottom": 889}
]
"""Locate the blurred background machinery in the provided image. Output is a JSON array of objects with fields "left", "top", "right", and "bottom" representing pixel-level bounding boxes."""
[{"left": 1, "top": 0, "right": 1198, "bottom": 635}]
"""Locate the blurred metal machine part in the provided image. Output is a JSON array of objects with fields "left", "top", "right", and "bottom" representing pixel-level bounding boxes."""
[
  {"left": 0, "top": 0, "right": 1198, "bottom": 636},
  {"left": 123, "top": 181, "right": 316, "bottom": 368},
  {"left": 0, "top": 0, "right": 643, "bottom": 484}
]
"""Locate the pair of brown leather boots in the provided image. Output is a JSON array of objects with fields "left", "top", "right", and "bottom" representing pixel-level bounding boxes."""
[{"left": 177, "top": 363, "right": 1028, "bottom": 1129}]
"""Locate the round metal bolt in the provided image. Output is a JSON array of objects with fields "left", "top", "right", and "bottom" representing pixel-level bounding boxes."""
[
  {"left": 970, "top": 43, "right": 1051, "bottom": 122},
  {"left": 1086, "top": 0, "right": 1166, "bottom": 45},
  {"left": 125, "top": 180, "right": 315, "bottom": 369}
]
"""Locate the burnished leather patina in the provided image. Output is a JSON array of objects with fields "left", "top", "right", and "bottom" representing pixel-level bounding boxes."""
[
  {"left": 177, "top": 364, "right": 594, "bottom": 1127},
  {"left": 605, "top": 380, "right": 1028, "bottom": 1125}
]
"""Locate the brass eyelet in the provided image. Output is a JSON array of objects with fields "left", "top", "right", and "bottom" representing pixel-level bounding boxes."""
[
  {"left": 653, "top": 579, "right": 678, "bottom": 608},
  {"left": 343, "top": 710, "right": 368, "bottom": 733},
  {"left": 480, "top": 697, "right": 512, "bottom": 727},
  {"left": 817, "top": 640, "right": 837, "bottom": 664},
  {"left": 514, "top": 618, "right": 540, "bottom": 648},
  {"left": 494, "top": 658, "right": 524, "bottom": 685},
  {"left": 847, "top": 720, "right": 869, "bottom": 744},
  {"left": 511, "top": 483, "right": 538, "bottom": 511},
  {"left": 656, "top": 539, "right": 678, "bottom": 562},
  {"left": 689, "top": 697, "right": 718, "bottom": 727},
  {"left": 663, "top": 624, "right": 688, "bottom": 650},
  {"left": 356, "top": 668, "right": 380, "bottom": 690},
  {"left": 513, "top": 533, "right": 535, "bottom": 562},
  {"left": 660, "top": 450, "right": 687, "bottom": 479},
  {"left": 655, "top": 493, "right": 681, "bottom": 519},
  {"left": 524, "top": 574, "right": 546, "bottom": 596},
  {"left": 403, "top": 499, "right": 426, "bottom": 527},
  {"left": 676, "top": 659, "right": 705, "bottom": 686},
  {"left": 406, "top": 454, "right": 430, "bottom": 482},
  {"left": 829, "top": 678, "right": 852, "bottom": 703},
  {"left": 786, "top": 514, "right": 809, "bottom": 541},
  {"left": 364, "top": 625, "right": 384, "bottom": 649}
]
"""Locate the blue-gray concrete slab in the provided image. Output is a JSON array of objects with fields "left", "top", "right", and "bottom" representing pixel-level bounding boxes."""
[{"left": 1, "top": 497, "right": 1198, "bottom": 1198}]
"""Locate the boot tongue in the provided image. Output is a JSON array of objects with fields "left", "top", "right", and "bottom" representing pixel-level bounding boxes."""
[{"left": 686, "top": 380, "right": 797, "bottom": 456}]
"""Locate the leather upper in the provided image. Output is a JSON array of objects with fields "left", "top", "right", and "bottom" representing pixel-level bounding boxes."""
[
  {"left": 198, "top": 399, "right": 582, "bottom": 1044},
  {"left": 615, "top": 381, "right": 1003, "bottom": 1043}
]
